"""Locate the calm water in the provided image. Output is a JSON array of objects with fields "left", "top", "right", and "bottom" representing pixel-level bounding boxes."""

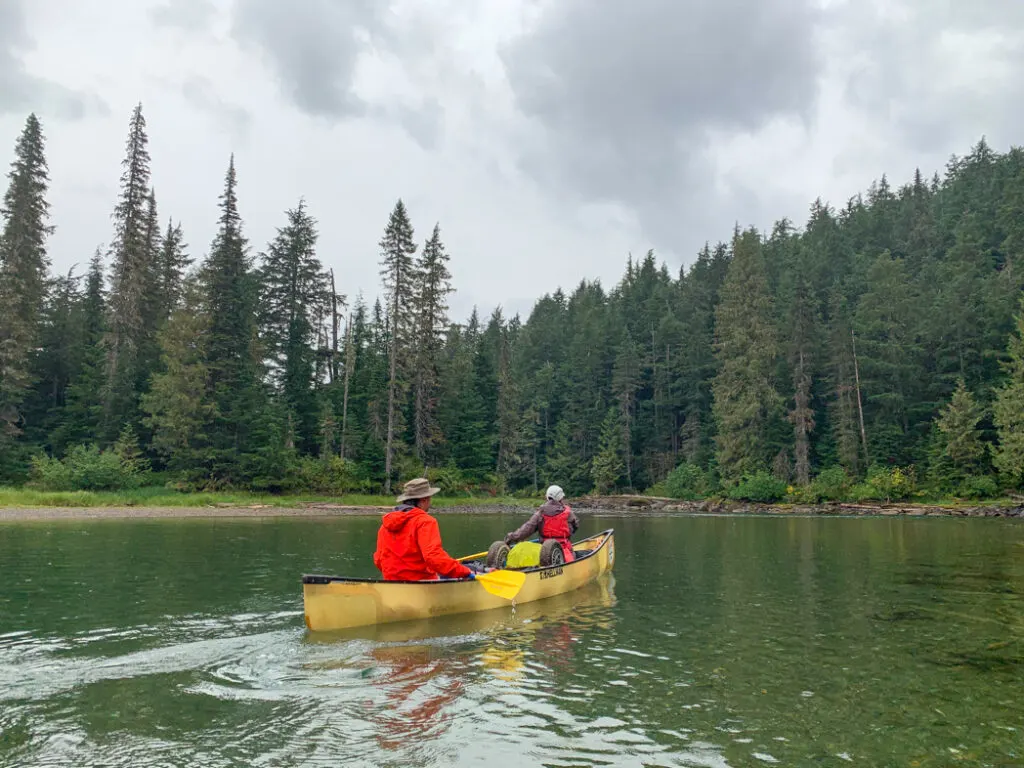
[{"left": 1, "top": 513, "right": 1023, "bottom": 767}]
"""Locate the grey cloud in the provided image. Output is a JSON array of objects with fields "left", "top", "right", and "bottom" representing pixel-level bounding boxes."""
[
  {"left": 838, "top": 1, "right": 1024, "bottom": 155},
  {"left": 499, "top": 0, "right": 824, "bottom": 250},
  {"left": 150, "top": 0, "right": 216, "bottom": 32},
  {"left": 181, "top": 75, "right": 252, "bottom": 141},
  {"left": 371, "top": 99, "right": 445, "bottom": 151},
  {"left": 0, "top": 0, "right": 106, "bottom": 120},
  {"left": 230, "top": 0, "right": 446, "bottom": 147},
  {"left": 231, "top": 0, "right": 383, "bottom": 119}
]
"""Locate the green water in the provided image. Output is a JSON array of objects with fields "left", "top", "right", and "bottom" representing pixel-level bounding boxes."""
[{"left": 1, "top": 514, "right": 1023, "bottom": 767}]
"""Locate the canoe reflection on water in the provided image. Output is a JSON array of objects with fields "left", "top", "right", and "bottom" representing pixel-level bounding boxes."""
[
  {"left": 367, "top": 644, "right": 466, "bottom": 751},
  {"left": 302, "top": 575, "right": 616, "bottom": 751}
]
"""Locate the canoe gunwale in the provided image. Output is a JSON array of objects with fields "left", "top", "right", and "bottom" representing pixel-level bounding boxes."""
[{"left": 301, "top": 528, "right": 614, "bottom": 586}]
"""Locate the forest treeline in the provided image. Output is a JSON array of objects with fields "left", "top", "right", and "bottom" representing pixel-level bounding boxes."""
[{"left": 3, "top": 105, "right": 1024, "bottom": 502}]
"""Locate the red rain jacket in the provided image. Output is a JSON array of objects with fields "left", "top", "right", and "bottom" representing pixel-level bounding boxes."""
[{"left": 373, "top": 505, "right": 472, "bottom": 581}]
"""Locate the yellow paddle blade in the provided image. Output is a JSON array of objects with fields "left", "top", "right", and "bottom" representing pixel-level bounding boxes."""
[{"left": 474, "top": 569, "right": 526, "bottom": 600}]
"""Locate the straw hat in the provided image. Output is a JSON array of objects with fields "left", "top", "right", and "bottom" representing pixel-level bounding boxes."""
[{"left": 396, "top": 477, "right": 441, "bottom": 503}]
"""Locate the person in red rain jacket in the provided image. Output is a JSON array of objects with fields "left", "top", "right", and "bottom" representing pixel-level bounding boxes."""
[
  {"left": 504, "top": 484, "right": 579, "bottom": 562},
  {"left": 374, "top": 477, "right": 484, "bottom": 581}
]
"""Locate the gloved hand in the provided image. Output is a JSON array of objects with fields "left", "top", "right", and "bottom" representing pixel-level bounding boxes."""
[{"left": 503, "top": 534, "right": 514, "bottom": 546}]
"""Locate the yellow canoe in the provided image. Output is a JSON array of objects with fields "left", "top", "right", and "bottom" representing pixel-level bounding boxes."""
[{"left": 302, "top": 529, "right": 616, "bottom": 632}]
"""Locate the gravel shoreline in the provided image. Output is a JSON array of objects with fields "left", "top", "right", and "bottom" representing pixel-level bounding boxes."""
[
  {"left": 573, "top": 495, "right": 1024, "bottom": 518},
  {"left": 3, "top": 496, "right": 1024, "bottom": 521}
]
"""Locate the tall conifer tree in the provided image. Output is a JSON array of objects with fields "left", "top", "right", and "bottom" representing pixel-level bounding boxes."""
[
  {"left": 378, "top": 199, "right": 417, "bottom": 491},
  {"left": 993, "top": 300, "right": 1024, "bottom": 487},
  {"left": 199, "top": 155, "right": 277, "bottom": 484},
  {"left": 259, "top": 199, "right": 328, "bottom": 453},
  {"left": 0, "top": 113, "right": 52, "bottom": 453},
  {"left": 711, "top": 227, "right": 783, "bottom": 484},
  {"left": 412, "top": 223, "right": 453, "bottom": 464},
  {"left": 102, "top": 103, "right": 153, "bottom": 438}
]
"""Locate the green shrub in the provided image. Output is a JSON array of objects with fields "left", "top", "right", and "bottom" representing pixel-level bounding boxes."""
[
  {"left": 847, "top": 465, "right": 917, "bottom": 502},
  {"left": 287, "top": 456, "right": 362, "bottom": 494},
  {"left": 113, "top": 425, "right": 151, "bottom": 478},
  {"left": 808, "top": 466, "right": 850, "bottom": 502},
  {"left": 29, "top": 443, "right": 148, "bottom": 492},
  {"left": 727, "top": 471, "right": 788, "bottom": 503},
  {"left": 955, "top": 474, "right": 999, "bottom": 500},
  {"left": 846, "top": 482, "right": 882, "bottom": 502},
  {"left": 426, "top": 465, "right": 474, "bottom": 496},
  {"left": 658, "top": 462, "right": 710, "bottom": 500}
]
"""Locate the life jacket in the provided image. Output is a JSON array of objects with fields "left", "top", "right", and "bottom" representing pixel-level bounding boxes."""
[{"left": 538, "top": 501, "right": 575, "bottom": 562}]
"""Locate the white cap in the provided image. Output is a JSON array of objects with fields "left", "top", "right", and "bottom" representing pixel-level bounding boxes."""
[{"left": 546, "top": 485, "right": 565, "bottom": 502}]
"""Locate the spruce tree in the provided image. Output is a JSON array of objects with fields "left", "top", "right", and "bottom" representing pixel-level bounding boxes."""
[
  {"left": 495, "top": 319, "right": 524, "bottom": 482},
  {"left": 52, "top": 250, "right": 107, "bottom": 453},
  {"left": 925, "top": 212, "right": 993, "bottom": 392},
  {"left": 0, "top": 113, "right": 52, "bottom": 449},
  {"left": 787, "top": 268, "right": 818, "bottom": 485},
  {"left": 611, "top": 335, "right": 641, "bottom": 488},
  {"left": 591, "top": 407, "right": 625, "bottom": 493},
  {"left": 27, "top": 268, "right": 84, "bottom": 448},
  {"left": 674, "top": 243, "right": 725, "bottom": 468},
  {"left": 102, "top": 103, "right": 153, "bottom": 439},
  {"left": 825, "top": 291, "right": 864, "bottom": 475},
  {"left": 199, "top": 156, "right": 275, "bottom": 484},
  {"left": 440, "top": 312, "right": 491, "bottom": 478},
  {"left": 137, "top": 189, "right": 164, "bottom": 390},
  {"left": 412, "top": 223, "right": 453, "bottom": 464},
  {"left": 711, "top": 227, "right": 784, "bottom": 484},
  {"left": 930, "top": 378, "right": 986, "bottom": 488},
  {"left": 998, "top": 154, "right": 1024, "bottom": 275},
  {"left": 155, "top": 219, "right": 191, "bottom": 321},
  {"left": 378, "top": 199, "right": 417, "bottom": 491},
  {"left": 993, "top": 301, "right": 1024, "bottom": 487},
  {"left": 141, "top": 276, "right": 212, "bottom": 472},
  {"left": 853, "top": 252, "right": 922, "bottom": 464},
  {"left": 338, "top": 296, "right": 369, "bottom": 462},
  {"left": 259, "top": 199, "right": 328, "bottom": 454}
]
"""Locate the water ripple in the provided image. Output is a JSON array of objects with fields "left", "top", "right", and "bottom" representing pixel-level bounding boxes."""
[{"left": 4, "top": 516, "right": 1024, "bottom": 766}]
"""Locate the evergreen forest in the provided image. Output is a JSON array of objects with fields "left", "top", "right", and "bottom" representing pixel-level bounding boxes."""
[{"left": 4, "top": 105, "right": 1024, "bottom": 503}]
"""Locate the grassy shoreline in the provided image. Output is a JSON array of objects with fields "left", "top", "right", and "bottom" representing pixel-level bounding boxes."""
[
  {"left": 1, "top": 486, "right": 1022, "bottom": 522},
  {"left": 1, "top": 486, "right": 1019, "bottom": 511},
  {"left": 0, "top": 486, "right": 539, "bottom": 510}
]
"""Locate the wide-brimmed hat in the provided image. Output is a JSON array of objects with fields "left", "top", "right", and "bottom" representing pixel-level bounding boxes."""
[{"left": 396, "top": 477, "right": 441, "bottom": 503}]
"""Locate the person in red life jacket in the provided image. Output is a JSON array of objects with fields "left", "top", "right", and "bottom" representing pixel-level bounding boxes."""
[
  {"left": 504, "top": 485, "right": 579, "bottom": 562},
  {"left": 373, "top": 477, "right": 488, "bottom": 581}
]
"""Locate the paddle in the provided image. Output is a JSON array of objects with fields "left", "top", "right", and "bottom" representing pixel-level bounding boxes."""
[{"left": 473, "top": 569, "right": 526, "bottom": 601}]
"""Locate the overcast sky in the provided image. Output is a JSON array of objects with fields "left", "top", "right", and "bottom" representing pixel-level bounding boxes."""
[{"left": 2, "top": 0, "right": 1023, "bottom": 321}]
